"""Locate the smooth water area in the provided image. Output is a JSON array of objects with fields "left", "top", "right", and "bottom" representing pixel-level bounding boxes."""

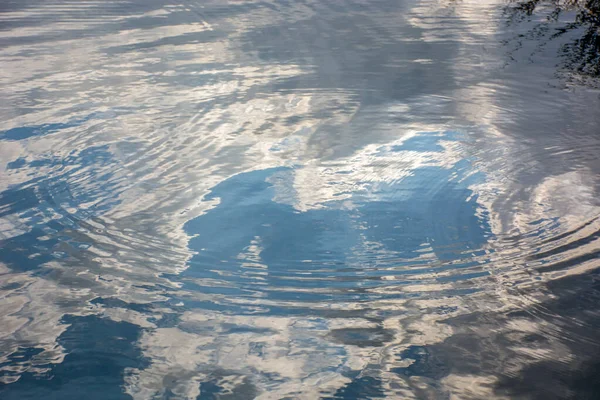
[{"left": 1, "top": 0, "right": 600, "bottom": 398}]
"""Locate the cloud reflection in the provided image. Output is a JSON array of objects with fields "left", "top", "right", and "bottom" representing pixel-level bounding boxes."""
[{"left": 0, "top": 0, "right": 599, "bottom": 398}]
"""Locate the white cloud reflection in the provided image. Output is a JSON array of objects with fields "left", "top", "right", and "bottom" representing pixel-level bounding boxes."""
[{"left": 0, "top": 0, "right": 599, "bottom": 398}]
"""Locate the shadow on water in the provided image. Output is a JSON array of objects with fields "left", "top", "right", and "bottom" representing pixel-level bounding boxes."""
[{"left": 391, "top": 268, "right": 600, "bottom": 399}]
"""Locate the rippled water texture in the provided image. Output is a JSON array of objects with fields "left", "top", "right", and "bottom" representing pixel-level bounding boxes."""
[{"left": 1, "top": 0, "right": 600, "bottom": 398}]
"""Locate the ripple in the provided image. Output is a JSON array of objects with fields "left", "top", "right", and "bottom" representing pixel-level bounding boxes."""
[{"left": 1, "top": 0, "right": 600, "bottom": 398}]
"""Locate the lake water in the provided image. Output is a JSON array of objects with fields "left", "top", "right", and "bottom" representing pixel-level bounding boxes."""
[{"left": 1, "top": 0, "right": 600, "bottom": 398}]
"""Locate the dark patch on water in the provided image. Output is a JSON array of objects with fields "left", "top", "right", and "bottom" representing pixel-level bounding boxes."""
[
  {"left": 324, "top": 376, "right": 385, "bottom": 399},
  {"left": 197, "top": 372, "right": 258, "bottom": 400},
  {"left": 328, "top": 327, "right": 394, "bottom": 347},
  {"left": 0, "top": 316, "right": 148, "bottom": 400}
]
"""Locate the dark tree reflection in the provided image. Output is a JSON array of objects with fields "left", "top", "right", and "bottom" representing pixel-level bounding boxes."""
[{"left": 507, "top": 0, "right": 600, "bottom": 77}]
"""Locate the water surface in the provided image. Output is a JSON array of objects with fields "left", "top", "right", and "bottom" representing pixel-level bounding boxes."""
[{"left": 1, "top": 0, "right": 600, "bottom": 398}]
